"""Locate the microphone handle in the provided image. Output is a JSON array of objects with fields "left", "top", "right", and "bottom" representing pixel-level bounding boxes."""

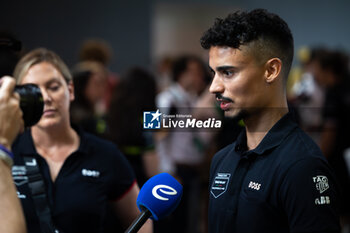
[{"left": 125, "top": 208, "right": 152, "bottom": 233}]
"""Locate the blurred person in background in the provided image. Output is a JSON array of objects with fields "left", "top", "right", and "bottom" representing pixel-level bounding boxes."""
[
  {"left": 288, "top": 47, "right": 326, "bottom": 143},
  {"left": 155, "top": 54, "right": 209, "bottom": 233},
  {"left": 78, "top": 38, "right": 120, "bottom": 111},
  {"left": 154, "top": 56, "right": 174, "bottom": 93},
  {"left": 11, "top": 48, "right": 152, "bottom": 233},
  {"left": 70, "top": 61, "right": 108, "bottom": 136},
  {"left": 156, "top": 55, "right": 208, "bottom": 176},
  {"left": 107, "top": 67, "right": 159, "bottom": 187},
  {"left": 308, "top": 48, "right": 350, "bottom": 232},
  {"left": 104, "top": 67, "right": 159, "bottom": 233}
]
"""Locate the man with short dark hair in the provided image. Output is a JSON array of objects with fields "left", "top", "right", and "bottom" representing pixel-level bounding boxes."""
[{"left": 201, "top": 9, "right": 340, "bottom": 233}]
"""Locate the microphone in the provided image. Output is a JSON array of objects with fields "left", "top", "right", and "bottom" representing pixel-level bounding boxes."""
[{"left": 125, "top": 173, "right": 183, "bottom": 233}]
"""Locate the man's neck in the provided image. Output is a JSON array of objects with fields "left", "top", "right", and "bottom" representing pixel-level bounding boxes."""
[{"left": 244, "top": 107, "right": 288, "bottom": 150}]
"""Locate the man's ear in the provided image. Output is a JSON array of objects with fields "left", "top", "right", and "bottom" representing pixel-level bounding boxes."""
[
  {"left": 264, "top": 58, "right": 282, "bottom": 84},
  {"left": 68, "top": 80, "right": 75, "bottom": 101}
]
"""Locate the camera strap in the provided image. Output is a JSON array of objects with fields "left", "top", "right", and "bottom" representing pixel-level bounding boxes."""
[{"left": 24, "top": 157, "right": 61, "bottom": 233}]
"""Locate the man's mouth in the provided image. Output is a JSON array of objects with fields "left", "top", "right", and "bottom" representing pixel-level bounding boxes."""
[{"left": 215, "top": 94, "right": 233, "bottom": 110}]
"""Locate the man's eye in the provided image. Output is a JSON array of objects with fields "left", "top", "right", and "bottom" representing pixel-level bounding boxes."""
[{"left": 223, "top": 70, "right": 233, "bottom": 76}]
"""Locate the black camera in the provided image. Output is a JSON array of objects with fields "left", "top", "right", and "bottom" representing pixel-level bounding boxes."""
[{"left": 14, "top": 84, "right": 43, "bottom": 127}]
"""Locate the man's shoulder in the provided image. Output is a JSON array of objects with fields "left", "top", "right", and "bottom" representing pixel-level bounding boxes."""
[
  {"left": 276, "top": 127, "right": 328, "bottom": 168},
  {"left": 289, "top": 127, "right": 324, "bottom": 158}
]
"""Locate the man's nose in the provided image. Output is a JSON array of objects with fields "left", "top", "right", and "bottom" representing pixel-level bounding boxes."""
[{"left": 209, "top": 75, "right": 224, "bottom": 94}]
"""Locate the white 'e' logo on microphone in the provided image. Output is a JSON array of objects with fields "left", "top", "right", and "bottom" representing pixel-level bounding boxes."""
[{"left": 152, "top": 184, "right": 177, "bottom": 201}]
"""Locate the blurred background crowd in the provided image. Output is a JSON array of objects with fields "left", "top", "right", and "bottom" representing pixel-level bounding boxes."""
[{"left": 2, "top": 0, "right": 350, "bottom": 233}]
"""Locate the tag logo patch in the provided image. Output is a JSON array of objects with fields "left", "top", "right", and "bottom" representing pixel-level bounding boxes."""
[
  {"left": 313, "top": 175, "right": 329, "bottom": 194},
  {"left": 211, "top": 173, "right": 230, "bottom": 198}
]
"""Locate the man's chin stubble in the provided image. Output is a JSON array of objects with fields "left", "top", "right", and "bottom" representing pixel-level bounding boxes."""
[{"left": 225, "top": 109, "right": 249, "bottom": 123}]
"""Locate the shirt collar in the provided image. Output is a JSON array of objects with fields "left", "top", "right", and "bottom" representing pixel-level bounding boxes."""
[{"left": 235, "top": 112, "right": 298, "bottom": 156}]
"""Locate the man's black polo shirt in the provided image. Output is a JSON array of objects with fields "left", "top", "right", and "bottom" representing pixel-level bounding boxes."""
[
  {"left": 209, "top": 113, "right": 340, "bottom": 233},
  {"left": 11, "top": 128, "right": 135, "bottom": 233}
]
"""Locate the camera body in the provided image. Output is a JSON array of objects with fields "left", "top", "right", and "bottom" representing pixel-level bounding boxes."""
[
  {"left": 14, "top": 84, "right": 43, "bottom": 127},
  {"left": 1, "top": 36, "right": 43, "bottom": 127}
]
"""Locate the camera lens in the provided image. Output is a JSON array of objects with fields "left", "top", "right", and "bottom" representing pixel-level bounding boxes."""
[{"left": 14, "top": 84, "right": 44, "bottom": 127}]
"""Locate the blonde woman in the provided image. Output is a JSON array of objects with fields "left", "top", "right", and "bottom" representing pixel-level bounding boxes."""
[{"left": 11, "top": 48, "right": 152, "bottom": 233}]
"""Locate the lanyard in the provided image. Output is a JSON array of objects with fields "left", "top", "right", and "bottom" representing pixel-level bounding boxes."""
[{"left": 24, "top": 157, "right": 61, "bottom": 233}]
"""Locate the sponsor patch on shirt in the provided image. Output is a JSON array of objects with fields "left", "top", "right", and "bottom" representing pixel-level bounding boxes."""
[
  {"left": 211, "top": 173, "right": 230, "bottom": 198},
  {"left": 82, "top": 169, "right": 100, "bottom": 178},
  {"left": 313, "top": 175, "right": 329, "bottom": 194},
  {"left": 315, "top": 196, "right": 331, "bottom": 205},
  {"left": 248, "top": 181, "right": 261, "bottom": 191},
  {"left": 313, "top": 175, "right": 331, "bottom": 205}
]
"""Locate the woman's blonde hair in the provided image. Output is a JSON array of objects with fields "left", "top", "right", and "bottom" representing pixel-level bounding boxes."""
[{"left": 13, "top": 48, "right": 72, "bottom": 84}]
